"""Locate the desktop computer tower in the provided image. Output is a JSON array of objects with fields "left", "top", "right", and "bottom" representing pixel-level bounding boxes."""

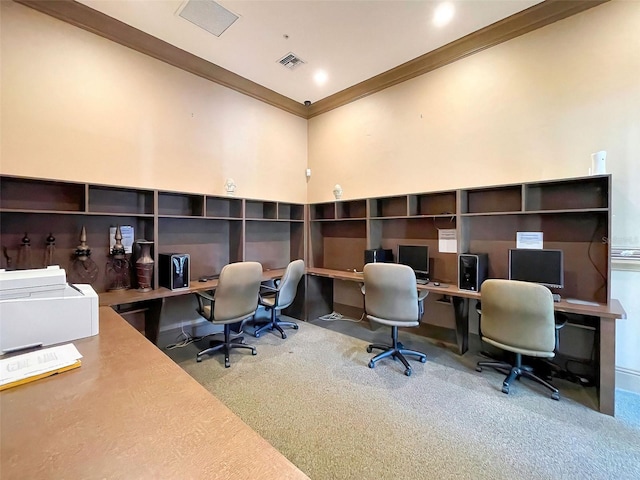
[
  {"left": 364, "top": 248, "right": 393, "bottom": 264},
  {"left": 458, "top": 253, "right": 488, "bottom": 292},
  {"left": 159, "top": 253, "right": 190, "bottom": 290}
]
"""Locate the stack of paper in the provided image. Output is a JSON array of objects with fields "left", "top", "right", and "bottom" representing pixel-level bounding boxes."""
[{"left": 0, "top": 344, "right": 83, "bottom": 391}]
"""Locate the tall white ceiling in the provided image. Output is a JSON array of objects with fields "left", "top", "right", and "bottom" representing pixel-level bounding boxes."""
[{"left": 78, "top": 0, "right": 542, "bottom": 104}]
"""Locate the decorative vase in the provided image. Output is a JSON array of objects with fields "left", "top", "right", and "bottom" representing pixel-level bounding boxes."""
[{"left": 135, "top": 240, "right": 154, "bottom": 292}]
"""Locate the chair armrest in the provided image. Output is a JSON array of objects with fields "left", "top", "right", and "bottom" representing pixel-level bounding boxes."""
[
  {"left": 195, "top": 290, "right": 216, "bottom": 302},
  {"left": 260, "top": 284, "right": 278, "bottom": 293},
  {"left": 194, "top": 290, "right": 216, "bottom": 318},
  {"left": 417, "top": 290, "right": 428, "bottom": 318}
]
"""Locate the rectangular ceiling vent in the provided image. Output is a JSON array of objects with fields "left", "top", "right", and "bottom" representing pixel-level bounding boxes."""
[
  {"left": 278, "top": 53, "right": 306, "bottom": 70},
  {"left": 178, "top": 0, "right": 239, "bottom": 37}
]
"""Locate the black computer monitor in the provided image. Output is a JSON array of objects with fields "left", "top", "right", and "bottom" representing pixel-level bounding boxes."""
[
  {"left": 397, "top": 245, "right": 429, "bottom": 279},
  {"left": 508, "top": 248, "right": 564, "bottom": 289}
]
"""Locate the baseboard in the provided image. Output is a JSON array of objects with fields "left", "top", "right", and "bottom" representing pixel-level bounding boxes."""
[{"left": 616, "top": 367, "right": 640, "bottom": 394}]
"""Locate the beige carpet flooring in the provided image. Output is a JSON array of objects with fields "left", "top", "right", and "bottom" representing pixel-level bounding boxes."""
[{"left": 163, "top": 319, "right": 640, "bottom": 480}]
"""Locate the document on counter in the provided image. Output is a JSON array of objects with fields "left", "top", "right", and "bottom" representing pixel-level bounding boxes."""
[{"left": 0, "top": 343, "right": 82, "bottom": 391}]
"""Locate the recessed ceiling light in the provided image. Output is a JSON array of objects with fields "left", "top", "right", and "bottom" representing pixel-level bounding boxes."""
[
  {"left": 433, "top": 2, "right": 455, "bottom": 27},
  {"left": 314, "top": 70, "right": 328, "bottom": 86}
]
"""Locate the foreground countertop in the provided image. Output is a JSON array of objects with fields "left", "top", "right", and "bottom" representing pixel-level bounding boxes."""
[{"left": 0, "top": 306, "right": 308, "bottom": 480}]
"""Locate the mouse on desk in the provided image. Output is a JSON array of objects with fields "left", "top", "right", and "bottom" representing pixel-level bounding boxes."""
[{"left": 433, "top": 282, "right": 440, "bottom": 286}]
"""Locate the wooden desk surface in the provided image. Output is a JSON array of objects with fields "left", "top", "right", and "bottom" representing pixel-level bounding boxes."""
[
  {"left": 99, "top": 269, "right": 286, "bottom": 307},
  {"left": 0, "top": 307, "right": 308, "bottom": 480},
  {"left": 306, "top": 267, "right": 627, "bottom": 319}
]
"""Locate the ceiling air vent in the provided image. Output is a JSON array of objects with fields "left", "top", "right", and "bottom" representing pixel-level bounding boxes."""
[
  {"left": 278, "top": 53, "right": 306, "bottom": 70},
  {"left": 178, "top": 0, "right": 239, "bottom": 37}
]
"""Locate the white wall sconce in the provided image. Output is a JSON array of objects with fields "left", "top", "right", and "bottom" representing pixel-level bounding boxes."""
[{"left": 333, "top": 184, "right": 343, "bottom": 200}]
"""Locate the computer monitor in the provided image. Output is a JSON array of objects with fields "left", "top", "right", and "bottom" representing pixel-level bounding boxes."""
[
  {"left": 508, "top": 248, "right": 564, "bottom": 289},
  {"left": 397, "top": 245, "right": 429, "bottom": 279}
]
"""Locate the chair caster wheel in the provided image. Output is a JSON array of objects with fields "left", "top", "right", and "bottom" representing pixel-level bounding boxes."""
[
  {"left": 225, "top": 361, "right": 230, "bottom": 368},
  {"left": 281, "top": 334, "right": 287, "bottom": 339},
  {"left": 420, "top": 357, "right": 427, "bottom": 364},
  {"left": 551, "top": 392, "right": 560, "bottom": 401},
  {"left": 293, "top": 325, "right": 299, "bottom": 330},
  {"left": 251, "top": 350, "right": 257, "bottom": 355},
  {"left": 405, "top": 369, "right": 412, "bottom": 377},
  {"left": 254, "top": 333, "right": 260, "bottom": 338},
  {"left": 366, "top": 346, "right": 373, "bottom": 353},
  {"left": 501, "top": 385, "right": 510, "bottom": 394},
  {"left": 476, "top": 366, "right": 482, "bottom": 372},
  {"left": 368, "top": 361, "right": 375, "bottom": 369},
  {"left": 197, "top": 357, "right": 202, "bottom": 363}
]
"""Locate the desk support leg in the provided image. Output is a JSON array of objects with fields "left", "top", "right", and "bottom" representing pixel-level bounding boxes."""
[
  {"left": 145, "top": 298, "right": 164, "bottom": 344},
  {"left": 599, "top": 316, "right": 616, "bottom": 416},
  {"left": 452, "top": 297, "right": 469, "bottom": 355}
]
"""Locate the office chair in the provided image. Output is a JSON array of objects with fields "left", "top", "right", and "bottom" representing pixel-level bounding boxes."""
[
  {"left": 194, "top": 261, "right": 263, "bottom": 367},
  {"left": 363, "top": 263, "right": 428, "bottom": 376},
  {"left": 254, "top": 259, "right": 304, "bottom": 339},
  {"left": 475, "top": 279, "right": 560, "bottom": 400}
]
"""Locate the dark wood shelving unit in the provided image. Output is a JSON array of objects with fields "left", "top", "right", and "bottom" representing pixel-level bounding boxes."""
[
  {"left": 309, "top": 175, "right": 611, "bottom": 304},
  {"left": 0, "top": 175, "right": 307, "bottom": 293}
]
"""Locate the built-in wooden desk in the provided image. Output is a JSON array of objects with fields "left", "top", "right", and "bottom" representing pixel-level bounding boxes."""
[
  {"left": 99, "top": 269, "right": 286, "bottom": 342},
  {"left": 0, "top": 307, "right": 309, "bottom": 480},
  {"left": 306, "top": 267, "right": 627, "bottom": 416}
]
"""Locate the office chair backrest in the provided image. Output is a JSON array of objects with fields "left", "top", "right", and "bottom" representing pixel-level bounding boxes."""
[
  {"left": 213, "top": 261, "right": 263, "bottom": 322},
  {"left": 277, "top": 259, "right": 305, "bottom": 309},
  {"left": 363, "top": 263, "right": 419, "bottom": 322},
  {"left": 481, "top": 279, "right": 556, "bottom": 353}
]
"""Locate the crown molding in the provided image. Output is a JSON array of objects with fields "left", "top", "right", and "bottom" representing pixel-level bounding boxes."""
[{"left": 16, "top": 0, "right": 608, "bottom": 120}]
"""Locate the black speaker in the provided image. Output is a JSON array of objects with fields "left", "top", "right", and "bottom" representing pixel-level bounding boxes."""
[
  {"left": 159, "top": 253, "right": 190, "bottom": 290},
  {"left": 458, "top": 253, "right": 488, "bottom": 292},
  {"left": 364, "top": 248, "right": 393, "bottom": 264}
]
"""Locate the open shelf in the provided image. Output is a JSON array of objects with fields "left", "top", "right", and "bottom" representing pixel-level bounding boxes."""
[
  {"left": 369, "top": 195, "right": 408, "bottom": 218},
  {"left": 525, "top": 176, "right": 609, "bottom": 211},
  {"left": 158, "top": 192, "right": 204, "bottom": 217},
  {"left": 278, "top": 203, "right": 305, "bottom": 221},
  {"left": 311, "top": 202, "right": 336, "bottom": 220},
  {"left": 245, "top": 200, "right": 278, "bottom": 220},
  {"left": 462, "top": 185, "right": 522, "bottom": 214},
  {"left": 1, "top": 177, "right": 85, "bottom": 213},
  {"left": 410, "top": 191, "right": 456, "bottom": 216},
  {"left": 89, "top": 185, "right": 154, "bottom": 215},
  {"left": 337, "top": 200, "right": 367, "bottom": 219},
  {"left": 205, "top": 196, "right": 242, "bottom": 219}
]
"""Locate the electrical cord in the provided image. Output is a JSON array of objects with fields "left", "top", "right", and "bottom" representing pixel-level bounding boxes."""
[
  {"left": 164, "top": 323, "right": 217, "bottom": 350},
  {"left": 317, "top": 311, "right": 364, "bottom": 323},
  {"left": 587, "top": 215, "right": 607, "bottom": 294}
]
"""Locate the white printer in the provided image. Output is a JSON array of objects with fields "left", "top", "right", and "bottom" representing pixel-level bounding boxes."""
[{"left": 0, "top": 266, "right": 99, "bottom": 354}]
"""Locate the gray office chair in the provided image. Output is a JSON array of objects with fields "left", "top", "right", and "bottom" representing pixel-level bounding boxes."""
[
  {"left": 194, "top": 261, "right": 263, "bottom": 367},
  {"left": 363, "top": 263, "right": 428, "bottom": 376},
  {"left": 254, "top": 259, "right": 304, "bottom": 339},
  {"left": 475, "top": 279, "right": 560, "bottom": 400}
]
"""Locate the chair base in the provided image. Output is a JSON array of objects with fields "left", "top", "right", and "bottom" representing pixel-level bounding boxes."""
[
  {"left": 254, "top": 315, "right": 298, "bottom": 339},
  {"left": 197, "top": 325, "right": 257, "bottom": 368},
  {"left": 476, "top": 353, "right": 560, "bottom": 401},
  {"left": 367, "top": 326, "right": 427, "bottom": 376}
]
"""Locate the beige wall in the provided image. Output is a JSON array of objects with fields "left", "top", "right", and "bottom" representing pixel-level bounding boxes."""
[
  {"left": 0, "top": 1, "right": 308, "bottom": 203},
  {"left": 308, "top": 1, "right": 639, "bottom": 247}
]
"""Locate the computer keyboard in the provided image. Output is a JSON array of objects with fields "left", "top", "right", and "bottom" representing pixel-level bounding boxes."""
[{"left": 416, "top": 279, "right": 429, "bottom": 285}]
